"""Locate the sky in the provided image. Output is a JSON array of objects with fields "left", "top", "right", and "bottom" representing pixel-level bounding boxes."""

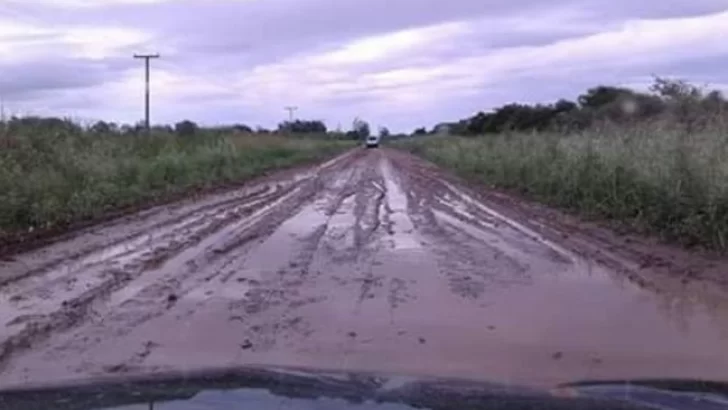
[{"left": 1, "top": 0, "right": 728, "bottom": 132}]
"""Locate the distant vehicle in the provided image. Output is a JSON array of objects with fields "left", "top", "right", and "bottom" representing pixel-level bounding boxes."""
[{"left": 365, "top": 135, "right": 380, "bottom": 148}]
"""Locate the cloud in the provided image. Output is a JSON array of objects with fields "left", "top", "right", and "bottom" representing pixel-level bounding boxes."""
[{"left": 1, "top": 0, "right": 728, "bottom": 131}]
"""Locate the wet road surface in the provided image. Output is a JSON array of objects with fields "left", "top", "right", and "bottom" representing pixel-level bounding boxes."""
[{"left": 2, "top": 149, "right": 728, "bottom": 389}]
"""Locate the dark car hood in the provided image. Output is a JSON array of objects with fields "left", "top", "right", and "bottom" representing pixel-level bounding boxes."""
[{"left": 1, "top": 366, "right": 728, "bottom": 410}]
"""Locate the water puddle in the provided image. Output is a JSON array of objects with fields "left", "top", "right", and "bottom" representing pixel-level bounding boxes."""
[
  {"left": 321, "top": 195, "right": 358, "bottom": 253},
  {"left": 380, "top": 160, "right": 420, "bottom": 252},
  {"left": 479, "top": 262, "right": 728, "bottom": 378}
]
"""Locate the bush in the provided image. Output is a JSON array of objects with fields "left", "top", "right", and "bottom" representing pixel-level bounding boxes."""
[{"left": 175, "top": 120, "right": 199, "bottom": 137}]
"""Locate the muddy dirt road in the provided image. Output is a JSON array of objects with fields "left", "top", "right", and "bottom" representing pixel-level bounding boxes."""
[{"left": 2, "top": 149, "right": 728, "bottom": 390}]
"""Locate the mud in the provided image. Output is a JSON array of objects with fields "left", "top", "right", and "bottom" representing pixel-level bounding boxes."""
[{"left": 2, "top": 148, "right": 728, "bottom": 390}]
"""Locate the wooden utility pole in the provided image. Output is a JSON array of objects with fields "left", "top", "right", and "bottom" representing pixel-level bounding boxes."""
[
  {"left": 284, "top": 106, "right": 298, "bottom": 122},
  {"left": 134, "top": 53, "right": 160, "bottom": 132}
]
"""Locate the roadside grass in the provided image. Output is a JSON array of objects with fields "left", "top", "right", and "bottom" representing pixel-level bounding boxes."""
[
  {"left": 396, "top": 124, "right": 728, "bottom": 251},
  {"left": 0, "top": 129, "right": 353, "bottom": 241}
]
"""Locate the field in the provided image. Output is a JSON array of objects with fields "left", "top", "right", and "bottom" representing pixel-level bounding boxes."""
[
  {"left": 0, "top": 126, "right": 352, "bottom": 246},
  {"left": 397, "top": 123, "right": 728, "bottom": 251}
]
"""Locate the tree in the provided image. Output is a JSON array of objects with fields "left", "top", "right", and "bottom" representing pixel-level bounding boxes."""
[
  {"left": 577, "top": 86, "right": 634, "bottom": 109},
  {"left": 90, "top": 120, "right": 112, "bottom": 134},
  {"left": 152, "top": 125, "right": 174, "bottom": 134},
  {"left": 352, "top": 118, "right": 370, "bottom": 139},
  {"left": 412, "top": 127, "right": 427, "bottom": 136},
  {"left": 7, "top": 116, "right": 83, "bottom": 136},
  {"left": 554, "top": 99, "right": 577, "bottom": 113},
  {"left": 442, "top": 77, "right": 728, "bottom": 137},
  {"left": 175, "top": 120, "right": 198, "bottom": 137},
  {"left": 378, "top": 126, "right": 390, "bottom": 139},
  {"left": 277, "top": 120, "right": 327, "bottom": 134},
  {"left": 649, "top": 76, "right": 703, "bottom": 101},
  {"left": 233, "top": 124, "right": 253, "bottom": 133}
]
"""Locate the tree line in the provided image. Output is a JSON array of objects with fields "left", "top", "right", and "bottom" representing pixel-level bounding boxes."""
[
  {"left": 6, "top": 77, "right": 718, "bottom": 141},
  {"left": 0, "top": 117, "right": 374, "bottom": 140},
  {"left": 428, "top": 77, "right": 728, "bottom": 136}
]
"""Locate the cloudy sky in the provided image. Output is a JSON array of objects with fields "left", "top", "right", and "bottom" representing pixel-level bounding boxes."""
[{"left": 1, "top": 0, "right": 728, "bottom": 131}]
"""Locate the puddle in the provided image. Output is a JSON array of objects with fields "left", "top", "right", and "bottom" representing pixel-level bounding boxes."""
[
  {"left": 380, "top": 160, "right": 420, "bottom": 251},
  {"left": 321, "top": 195, "right": 358, "bottom": 253}
]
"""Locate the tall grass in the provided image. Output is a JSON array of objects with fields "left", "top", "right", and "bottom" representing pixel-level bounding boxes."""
[
  {"left": 0, "top": 128, "right": 352, "bottom": 239},
  {"left": 398, "top": 124, "right": 728, "bottom": 250}
]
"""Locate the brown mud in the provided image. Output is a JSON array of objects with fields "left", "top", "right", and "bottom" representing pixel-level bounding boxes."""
[{"left": 1, "top": 148, "right": 728, "bottom": 390}]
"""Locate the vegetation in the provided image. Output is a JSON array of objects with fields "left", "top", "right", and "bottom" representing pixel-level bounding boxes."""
[
  {"left": 277, "top": 119, "right": 327, "bottom": 134},
  {"left": 349, "top": 117, "right": 371, "bottom": 140},
  {"left": 422, "top": 77, "right": 727, "bottom": 137},
  {"left": 0, "top": 117, "right": 353, "bottom": 242},
  {"left": 399, "top": 78, "right": 728, "bottom": 251}
]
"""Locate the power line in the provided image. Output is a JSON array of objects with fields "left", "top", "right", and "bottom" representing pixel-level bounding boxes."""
[
  {"left": 284, "top": 106, "right": 298, "bottom": 122},
  {"left": 133, "top": 53, "right": 160, "bottom": 133}
]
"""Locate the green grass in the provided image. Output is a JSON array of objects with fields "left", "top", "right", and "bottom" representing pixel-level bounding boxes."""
[
  {"left": 0, "top": 129, "right": 352, "bottom": 239},
  {"left": 397, "top": 124, "right": 728, "bottom": 250}
]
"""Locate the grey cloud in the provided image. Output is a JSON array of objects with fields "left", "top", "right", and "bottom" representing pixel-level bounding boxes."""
[
  {"left": 6, "top": 0, "right": 586, "bottom": 69},
  {"left": 9, "top": 0, "right": 723, "bottom": 84},
  {"left": 587, "top": 0, "right": 728, "bottom": 19},
  {"left": 0, "top": 57, "right": 132, "bottom": 100}
]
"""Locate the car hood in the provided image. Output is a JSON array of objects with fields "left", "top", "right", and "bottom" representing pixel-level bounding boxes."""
[{"left": 1, "top": 366, "right": 728, "bottom": 410}]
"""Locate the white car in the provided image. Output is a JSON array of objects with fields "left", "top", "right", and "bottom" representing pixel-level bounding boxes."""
[{"left": 365, "top": 135, "right": 380, "bottom": 148}]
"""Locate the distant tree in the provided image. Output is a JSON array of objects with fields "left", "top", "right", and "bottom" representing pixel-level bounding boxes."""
[
  {"left": 7, "top": 116, "right": 82, "bottom": 136},
  {"left": 151, "top": 124, "right": 174, "bottom": 134},
  {"left": 649, "top": 76, "right": 703, "bottom": 101},
  {"left": 649, "top": 76, "right": 707, "bottom": 130},
  {"left": 408, "top": 77, "right": 728, "bottom": 138},
  {"left": 90, "top": 120, "right": 112, "bottom": 134},
  {"left": 378, "top": 126, "right": 390, "bottom": 139},
  {"left": 554, "top": 99, "right": 578, "bottom": 113},
  {"left": 702, "top": 90, "right": 727, "bottom": 114},
  {"left": 233, "top": 124, "right": 253, "bottom": 133},
  {"left": 577, "top": 86, "right": 634, "bottom": 109},
  {"left": 175, "top": 120, "right": 199, "bottom": 137},
  {"left": 132, "top": 121, "right": 147, "bottom": 135},
  {"left": 412, "top": 127, "right": 427, "bottom": 136},
  {"left": 278, "top": 120, "right": 327, "bottom": 134},
  {"left": 351, "top": 118, "right": 370, "bottom": 139}
]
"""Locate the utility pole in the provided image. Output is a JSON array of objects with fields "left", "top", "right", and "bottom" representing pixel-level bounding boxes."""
[
  {"left": 0, "top": 97, "right": 4, "bottom": 134},
  {"left": 133, "top": 53, "right": 160, "bottom": 133},
  {"left": 284, "top": 106, "right": 298, "bottom": 122}
]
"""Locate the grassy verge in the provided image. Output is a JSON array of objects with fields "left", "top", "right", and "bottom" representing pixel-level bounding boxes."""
[
  {"left": 0, "top": 129, "right": 352, "bottom": 244},
  {"left": 396, "top": 125, "right": 728, "bottom": 251}
]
